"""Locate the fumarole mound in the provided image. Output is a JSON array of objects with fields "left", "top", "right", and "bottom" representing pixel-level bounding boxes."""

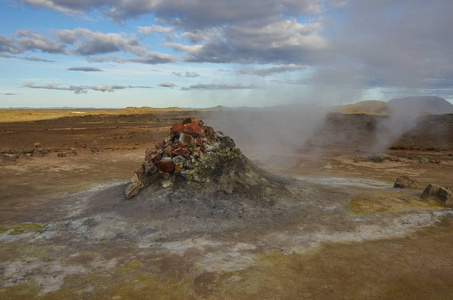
[{"left": 124, "top": 118, "right": 290, "bottom": 206}]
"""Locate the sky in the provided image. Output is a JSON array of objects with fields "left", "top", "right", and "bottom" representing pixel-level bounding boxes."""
[{"left": 0, "top": 0, "right": 452, "bottom": 108}]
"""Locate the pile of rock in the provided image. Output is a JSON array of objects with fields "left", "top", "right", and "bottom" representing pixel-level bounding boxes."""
[{"left": 125, "top": 118, "right": 241, "bottom": 199}]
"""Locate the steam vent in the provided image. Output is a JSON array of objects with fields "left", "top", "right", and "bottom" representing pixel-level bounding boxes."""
[{"left": 124, "top": 118, "right": 289, "bottom": 206}]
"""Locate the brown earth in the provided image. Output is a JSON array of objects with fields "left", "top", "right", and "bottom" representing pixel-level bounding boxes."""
[{"left": 1, "top": 109, "right": 453, "bottom": 299}]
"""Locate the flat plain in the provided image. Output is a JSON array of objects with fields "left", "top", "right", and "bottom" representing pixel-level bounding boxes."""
[{"left": 1, "top": 108, "right": 452, "bottom": 299}]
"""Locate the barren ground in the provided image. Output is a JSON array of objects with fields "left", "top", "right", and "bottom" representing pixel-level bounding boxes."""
[{"left": 1, "top": 110, "right": 452, "bottom": 299}]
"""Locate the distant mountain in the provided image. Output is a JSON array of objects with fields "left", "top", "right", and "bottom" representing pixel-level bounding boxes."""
[
  {"left": 331, "top": 100, "right": 389, "bottom": 115},
  {"left": 388, "top": 96, "right": 453, "bottom": 115}
]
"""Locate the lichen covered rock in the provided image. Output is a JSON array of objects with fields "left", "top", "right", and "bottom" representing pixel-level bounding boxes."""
[
  {"left": 422, "top": 184, "right": 453, "bottom": 206},
  {"left": 394, "top": 176, "right": 419, "bottom": 189}
]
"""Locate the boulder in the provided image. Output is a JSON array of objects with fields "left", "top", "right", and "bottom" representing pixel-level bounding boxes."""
[
  {"left": 394, "top": 176, "right": 419, "bottom": 189},
  {"left": 422, "top": 184, "right": 453, "bottom": 206}
]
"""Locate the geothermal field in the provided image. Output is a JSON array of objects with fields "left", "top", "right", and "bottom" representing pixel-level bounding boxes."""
[{"left": 0, "top": 102, "right": 452, "bottom": 299}]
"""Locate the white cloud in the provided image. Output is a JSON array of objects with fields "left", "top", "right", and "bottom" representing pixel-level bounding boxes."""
[{"left": 137, "top": 25, "right": 173, "bottom": 35}]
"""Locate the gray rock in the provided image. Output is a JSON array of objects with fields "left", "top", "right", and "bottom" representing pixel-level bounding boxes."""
[
  {"left": 172, "top": 155, "right": 187, "bottom": 166},
  {"left": 162, "top": 180, "right": 173, "bottom": 189},
  {"left": 145, "top": 163, "right": 158, "bottom": 175},
  {"left": 125, "top": 182, "right": 141, "bottom": 199}
]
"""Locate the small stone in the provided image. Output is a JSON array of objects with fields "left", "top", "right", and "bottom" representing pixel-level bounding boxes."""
[
  {"left": 221, "top": 136, "right": 236, "bottom": 150},
  {"left": 172, "top": 155, "right": 187, "bottom": 165},
  {"left": 179, "top": 133, "right": 194, "bottom": 146},
  {"left": 419, "top": 158, "right": 429, "bottom": 164},
  {"left": 203, "top": 126, "right": 215, "bottom": 143},
  {"left": 170, "top": 146, "right": 190, "bottom": 157},
  {"left": 164, "top": 133, "right": 175, "bottom": 143},
  {"left": 203, "top": 142, "right": 216, "bottom": 152},
  {"left": 57, "top": 152, "right": 66, "bottom": 157},
  {"left": 162, "top": 180, "right": 173, "bottom": 189},
  {"left": 130, "top": 172, "right": 140, "bottom": 184},
  {"left": 164, "top": 145, "right": 173, "bottom": 154},
  {"left": 174, "top": 164, "right": 183, "bottom": 173},
  {"left": 145, "top": 163, "right": 158, "bottom": 175},
  {"left": 125, "top": 182, "right": 141, "bottom": 199},
  {"left": 34, "top": 142, "right": 41, "bottom": 148}
]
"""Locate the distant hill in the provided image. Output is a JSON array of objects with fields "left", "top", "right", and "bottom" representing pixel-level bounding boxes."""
[
  {"left": 388, "top": 96, "right": 453, "bottom": 115},
  {"left": 331, "top": 100, "right": 389, "bottom": 115}
]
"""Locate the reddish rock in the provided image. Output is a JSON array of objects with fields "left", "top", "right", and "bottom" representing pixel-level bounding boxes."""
[
  {"left": 183, "top": 123, "right": 203, "bottom": 135},
  {"left": 171, "top": 146, "right": 190, "bottom": 157},
  {"left": 195, "top": 137, "right": 202, "bottom": 146},
  {"left": 157, "top": 157, "right": 175, "bottom": 173},
  {"left": 171, "top": 123, "right": 184, "bottom": 133},
  {"left": 164, "top": 133, "right": 175, "bottom": 143}
]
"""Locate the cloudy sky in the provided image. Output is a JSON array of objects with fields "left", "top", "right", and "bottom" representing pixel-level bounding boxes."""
[{"left": 0, "top": 0, "right": 452, "bottom": 108}]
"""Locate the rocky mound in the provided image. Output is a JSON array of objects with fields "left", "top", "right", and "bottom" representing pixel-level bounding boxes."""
[{"left": 124, "top": 118, "right": 291, "bottom": 206}]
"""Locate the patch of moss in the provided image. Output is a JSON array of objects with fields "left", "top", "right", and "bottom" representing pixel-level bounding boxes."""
[
  {"left": 348, "top": 190, "right": 444, "bottom": 215},
  {"left": 0, "top": 223, "right": 45, "bottom": 235},
  {"left": 115, "top": 260, "right": 144, "bottom": 274},
  {"left": 0, "top": 282, "right": 42, "bottom": 299}
]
